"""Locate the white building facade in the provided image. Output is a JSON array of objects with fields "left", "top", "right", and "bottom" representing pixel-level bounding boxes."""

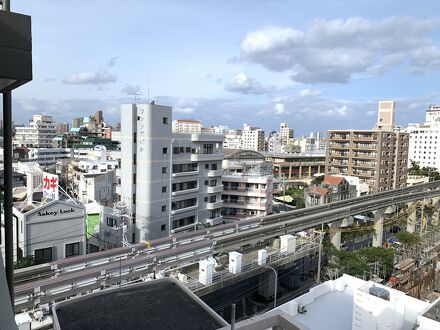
[
  {"left": 14, "top": 114, "right": 57, "bottom": 148},
  {"left": 120, "top": 104, "right": 224, "bottom": 243},
  {"left": 405, "top": 105, "right": 440, "bottom": 170},
  {"left": 241, "top": 124, "right": 265, "bottom": 151}
]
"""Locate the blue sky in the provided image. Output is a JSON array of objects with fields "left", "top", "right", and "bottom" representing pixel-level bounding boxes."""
[{"left": 5, "top": 0, "right": 440, "bottom": 135}]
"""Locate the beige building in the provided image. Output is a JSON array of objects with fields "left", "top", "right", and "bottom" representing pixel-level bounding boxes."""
[
  {"left": 172, "top": 119, "right": 202, "bottom": 134},
  {"left": 241, "top": 124, "right": 265, "bottom": 151},
  {"left": 280, "top": 122, "right": 294, "bottom": 146},
  {"left": 268, "top": 153, "right": 326, "bottom": 181},
  {"left": 376, "top": 100, "right": 396, "bottom": 131},
  {"left": 326, "top": 130, "right": 408, "bottom": 193},
  {"left": 222, "top": 149, "right": 273, "bottom": 220}
]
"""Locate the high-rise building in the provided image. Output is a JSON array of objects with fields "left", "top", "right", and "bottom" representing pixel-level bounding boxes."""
[
  {"left": 56, "top": 122, "right": 70, "bottom": 135},
  {"left": 405, "top": 105, "right": 440, "bottom": 170},
  {"left": 241, "top": 124, "right": 265, "bottom": 151},
  {"left": 120, "top": 104, "right": 224, "bottom": 242},
  {"left": 14, "top": 114, "right": 57, "bottom": 148},
  {"left": 279, "top": 122, "right": 294, "bottom": 145},
  {"left": 326, "top": 101, "right": 408, "bottom": 193},
  {"left": 376, "top": 100, "right": 395, "bottom": 131}
]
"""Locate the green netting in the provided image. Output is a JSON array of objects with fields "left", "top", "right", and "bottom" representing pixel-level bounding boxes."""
[{"left": 86, "top": 213, "right": 100, "bottom": 239}]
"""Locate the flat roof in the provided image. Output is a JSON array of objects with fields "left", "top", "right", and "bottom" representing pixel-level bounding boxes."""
[{"left": 53, "top": 278, "right": 227, "bottom": 330}]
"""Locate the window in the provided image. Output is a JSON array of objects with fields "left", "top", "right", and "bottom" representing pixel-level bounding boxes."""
[
  {"left": 186, "top": 147, "right": 191, "bottom": 153},
  {"left": 204, "top": 197, "right": 208, "bottom": 202},
  {"left": 133, "top": 173, "right": 136, "bottom": 182},
  {"left": 133, "top": 132, "right": 137, "bottom": 143},
  {"left": 163, "top": 147, "right": 168, "bottom": 154},
  {"left": 133, "top": 193, "right": 136, "bottom": 204},
  {"left": 161, "top": 205, "right": 166, "bottom": 212},
  {"left": 205, "top": 164, "right": 209, "bottom": 169},
  {"left": 161, "top": 224, "right": 167, "bottom": 231},
  {"left": 35, "top": 247, "right": 53, "bottom": 262},
  {"left": 205, "top": 180, "right": 208, "bottom": 186},
  {"left": 163, "top": 117, "right": 168, "bottom": 124},
  {"left": 211, "top": 163, "right": 218, "bottom": 170},
  {"left": 162, "top": 186, "right": 167, "bottom": 193},
  {"left": 162, "top": 167, "right": 167, "bottom": 174},
  {"left": 66, "top": 242, "right": 80, "bottom": 258},
  {"left": 172, "top": 215, "right": 196, "bottom": 229},
  {"left": 132, "top": 233, "right": 135, "bottom": 244},
  {"left": 133, "top": 154, "right": 136, "bottom": 165},
  {"left": 107, "top": 217, "right": 114, "bottom": 226}
]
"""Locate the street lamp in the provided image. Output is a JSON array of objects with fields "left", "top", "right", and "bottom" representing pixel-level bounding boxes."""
[{"left": 265, "top": 265, "right": 278, "bottom": 309}]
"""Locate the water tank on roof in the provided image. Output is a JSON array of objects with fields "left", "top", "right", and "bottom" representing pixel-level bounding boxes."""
[{"left": 369, "top": 286, "right": 390, "bottom": 301}]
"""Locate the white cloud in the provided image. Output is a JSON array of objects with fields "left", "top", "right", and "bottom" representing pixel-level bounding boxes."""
[
  {"left": 366, "top": 110, "right": 376, "bottom": 116},
  {"left": 63, "top": 69, "right": 117, "bottom": 85},
  {"left": 239, "top": 17, "right": 440, "bottom": 83},
  {"left": 224, "top": 72, "right": 275, "bottom": 95},
  {"left": 297, "top": 89, "right": 322, "bottom": 97},
  {"left": 174, "top": 97, "right": 199, "bottom": 114},
  {"left": 273, "top": 103, "right": 285, "bottom": 114}
]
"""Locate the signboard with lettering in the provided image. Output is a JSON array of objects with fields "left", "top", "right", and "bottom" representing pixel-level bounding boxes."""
[{"left": 43, "top": 172, "right": 59, "bottom": 200}]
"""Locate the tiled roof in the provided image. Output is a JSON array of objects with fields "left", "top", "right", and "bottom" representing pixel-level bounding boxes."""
[
  {"left": 308, "top": 187, "right": 329, "bottom": 195},
  {"left": 323, "top": 175, "right": 344, "bottom": 185}
]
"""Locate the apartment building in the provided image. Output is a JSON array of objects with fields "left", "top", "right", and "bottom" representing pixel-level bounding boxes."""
[
  {"left": 224, "top": 129, "right": 242, "bottom": 149},
  {"left": 241, "top": 123, "right": 265, "bottom": 151},
  {"left": 27, "top": 147, "right": 72, "bottom": 166},
  {"left": 280, "top": 122, "right": 294, "bottom": 145},
  {"left": 326, "top": 130, "right": 408, "bottom": 192},
  {"left": 222, "top": 149, "right": 273, "bottom": 220},
  {"left": 405, "top": 105, "right": 440, "bottom": 170},
  {"left": 120, "top": 103, "right": 224, "bottom": 242},
  {"left": 172, "top": 119, "right": 202, "bottom": 133},
  {"left": 14, "top": 114, "right": 57, "bottom": 148},
  {"left": 67, "top": 146, "right": 118, "bottom": 206}
]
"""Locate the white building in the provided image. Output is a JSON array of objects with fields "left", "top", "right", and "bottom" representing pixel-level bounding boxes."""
[
  {"left": 172, "top": 119, "right": 202, "bottom": 134},
  {"left": 224, "top": 129, "right": 242, "bottom": 149},
  {"left": 120, "top": 103, "right": 224, "bottom": 242},
  {"left": 67, "top": 146, "right": 118, "bottom": 206},
  {"left": 238, "top": 274, "right": 440, "bottom": 330},
  {"left": 14, "top": 114, "right": 57, "bottom": 148},
  {"left": 405, "top": 105, "right": 440, "bottom": 170},
  {"left": 241, "top": 124, "right": 265, "bottom": 151},
  {"left": 222, "top": 149, "right": 273, "bottom": 220},
  {"left": 1, "top": 200, "right": 86, "bottom": 263},
  {"left": 28, "top": 147, "right": 72, "bottom": 166}
]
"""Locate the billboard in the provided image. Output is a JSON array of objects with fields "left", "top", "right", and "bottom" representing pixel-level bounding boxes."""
[{"left": 43, "top": 172, "right": 59, "bottom": 200}]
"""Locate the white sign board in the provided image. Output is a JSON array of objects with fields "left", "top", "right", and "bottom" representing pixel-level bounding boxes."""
[{"left": 43, "top": 172, "right": 59, "bottom": 200}]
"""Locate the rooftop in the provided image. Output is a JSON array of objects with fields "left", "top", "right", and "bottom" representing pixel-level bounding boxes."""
[{"left": 53, "top": 278, "right": 227, "bottom": 330}]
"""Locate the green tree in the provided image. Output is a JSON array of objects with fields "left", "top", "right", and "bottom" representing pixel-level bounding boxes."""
[{"left": 395, "top": 231, "right": 421, "bottom": 246}]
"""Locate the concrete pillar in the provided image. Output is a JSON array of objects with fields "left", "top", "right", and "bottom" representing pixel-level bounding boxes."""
[
  {"left": 308, "top": 165, "right": 312, "bottom": 177},
  {"left": 372, "top": 209, "right": 385, "bottom": 247},
  {"left": 288, "top": 166, "right": 292, "bottom": 180},
  {"left": 258, "top": 269, "right": 277, "bottom": 299},
  {"left": 258, "top": 249, "right": 267, "bottom": 266},
  {"left": 407, "top": 202, "right": 416, "bottom": 233},
  {"left": 278, "top": 165, "right": 281, "bottom": 178},
  {"left": 299, "top": 165, "right": 302, "bottom": 178},
  {"left": 328, "top": 221, "right": 342, "bottom": 250},
  {"left": 229, "top": 251, "right": 243, "bottom": 274},
  {"left": 432, "top": 197, "right": 440, "bottom": 226}
]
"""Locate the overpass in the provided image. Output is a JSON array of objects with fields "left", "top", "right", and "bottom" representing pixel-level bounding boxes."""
[{"left": 13, "top": 181, "right": 440, "bottom": 312}]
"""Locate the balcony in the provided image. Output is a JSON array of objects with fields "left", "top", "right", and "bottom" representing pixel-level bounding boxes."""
[
  {"left": 207, "top": 201, "right": 223, "bottom": 209},
  {"left": 207, "top": 169, "right": 223, "bottom": 177},
  {"left": 190, "top": 153, "right": 224, "bottom": 162},
  {"left": 207, "top": 185, "right": 223, "bottom": 194},
  {"left": 171, "top": 188, "right": 198, "bottom": 196},
  {"left": 171, "top": 205, "right": 198, "bottom": 215},
  {"left": 172, "top": 170, "right": 199, "bottom": 178}
]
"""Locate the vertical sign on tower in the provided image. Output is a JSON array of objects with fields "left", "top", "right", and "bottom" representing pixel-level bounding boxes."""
[{"left": 42, "top": 172, "right": 59, "bottom": 200}]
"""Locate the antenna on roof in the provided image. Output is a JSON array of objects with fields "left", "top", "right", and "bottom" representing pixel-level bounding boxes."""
[{"left": 127, "top": 90, "right": 142, "bottom": 104}]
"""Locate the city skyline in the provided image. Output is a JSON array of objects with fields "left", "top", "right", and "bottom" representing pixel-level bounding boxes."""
[{"left": 2, "top": 0, "right": 440, "bottom": 134}]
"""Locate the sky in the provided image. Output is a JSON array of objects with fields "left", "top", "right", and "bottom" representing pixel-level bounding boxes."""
[{"left": 4, "top": 0, "right": 440, "bottom": 136}]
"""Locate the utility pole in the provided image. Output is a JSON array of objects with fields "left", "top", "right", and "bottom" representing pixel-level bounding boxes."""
[
  {"left": 317, "top": 224, "right": 324, "bottom": 284},
  {"left": 2, "top": 0, "right": 15, "bottom": 305}
]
